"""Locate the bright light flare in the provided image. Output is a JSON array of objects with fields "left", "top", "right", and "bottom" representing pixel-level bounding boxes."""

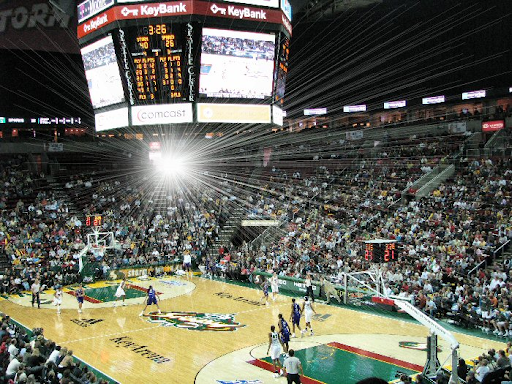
[{"left": 154, "top": 154, "right": 190, "bottom": 178}]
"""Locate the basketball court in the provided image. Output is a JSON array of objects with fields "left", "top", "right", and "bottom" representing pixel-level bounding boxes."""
[{"left": 0, "top": 276, "right": 504, "bottom": 383}]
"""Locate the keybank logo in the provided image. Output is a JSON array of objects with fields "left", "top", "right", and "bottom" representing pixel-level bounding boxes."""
[
  {"left": 131, "top": 104, "right": 193, "bottom": 125},
  {"left": 82, "top": 13, "right": 108, "bottom": 32}
]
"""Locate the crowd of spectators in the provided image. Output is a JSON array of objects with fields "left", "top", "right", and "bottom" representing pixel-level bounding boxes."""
[
  {"left": 0, "top": 157, "right": 237, "bottom": 292},
  {"left": 0, "top": 156, "right": 81, "bottom": 296},
  {"left": 2, "top": 129, "right": 512, "bottom": 343},
  {"left": 458, "top": 344, "right": 512, "bottom": 384},
  {"left": 206, "top": 142, "right": 512, "bottom": 338},
  {"left": 0, "top": 312, "right": 108, "bottom": 383}
]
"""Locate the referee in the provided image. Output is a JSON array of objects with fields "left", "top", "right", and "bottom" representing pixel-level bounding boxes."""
[
  {"left": 305, "top": 273, "right": 314, "bottom": 302},
  {"left": 31, "top": 279, "right": 41, "bottom": 309},
  {"left": 283, "top": 349, "right": 304, "bottom": 384}
]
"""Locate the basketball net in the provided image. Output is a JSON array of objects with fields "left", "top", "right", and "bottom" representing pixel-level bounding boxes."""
[{"left": 78, "top": 243, "right": 105, "bottom": 273}]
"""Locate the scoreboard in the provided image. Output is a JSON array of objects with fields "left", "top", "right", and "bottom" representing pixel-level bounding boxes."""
[
  {"left": 364, "top": 240, "right": 398, "bottom": 263},
  {"left": 85, "top": 214, "right": 103, "bottom": 227},
  {"left": 123, "top": 24, "right": 186, "bottom": 103},
  {"left": 77, "top": 0, "right": 292, "bottom": 131}
]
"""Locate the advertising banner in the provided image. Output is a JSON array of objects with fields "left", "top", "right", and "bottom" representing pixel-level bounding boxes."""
[
  {"left": 131, "top": 104, "right": 193, "bottom": 125},
  {"left": 346, "top": 130, "right": 364, "bottom": 141},
  {"left": 304, "top": 108, "right": 326, "bottom": 115},
  {"left": 253, "top": 271, "right": 369, "bottom": 299},
  {"left": 281, "top": 0, "right": 291, "bottom": 21},
  {"left": 223, "top": 0, "right": 278, "bottom": 8},
  {"left": 255, "top": 272, "right": 320, "bottom": 296},
  {"left": 95, "top": 107, "right": 129, "bottom": 131},
  {"left": 116, "top": 265, "right": 175, "bottom": 278},
  {"left": 0, "top": 0, "right": 79, "bottom": 53},
  {"left": 77, "top": 0, "right": 291, "bottom": 39},
  {"left": 343, "top": 105, "right": 366, "bottom": 113},
  {"left": 272, "top": 105, "right": 283, "bottom": 126},
  {"left": 482, "top": 120, "right": 505, "bottom": 132},
  {"left": 462, "top": 90, "right": 486, "bottom": 100},
  {"left": 46, "top": 143, "right": 64, "bottom": 152},
  {"left": 447, "top": 121, "right": 467, "bottom": 134},
  {"left": 197, "top": 103, "right": 270, "bottom": 123},
  {"left": 78, "top": 0, "right": 114, "bottom": 23},
  {"left": 422, "top": 95, "right": 445, "bottom": 105},
  {"left": 384, "top": 100, "right": 406, "bottom": 109}
]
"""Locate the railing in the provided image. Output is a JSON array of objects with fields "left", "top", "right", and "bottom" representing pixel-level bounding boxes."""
[
  {"left": 451, "top": 132, "right": 479, "bottom": 161},
  {"left": 415, "top": 164, "right": 455, "bottom": 198},
  {"left": 250, "top": 217, "right": 288, "bottom": 250},
  {"left": 484, "top": 128, "right": 507, "bottom": 149},
  {"left": 468, "top": 239, "right": 510, "bottom": 276},
  {"left": 400, "top": 162, "right": 448, "bottom": 197}
]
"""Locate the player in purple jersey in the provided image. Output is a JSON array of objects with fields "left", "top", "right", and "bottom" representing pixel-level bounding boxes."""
[
  {"left": 76, "top": 283, "right": 85, "bottom": 314},
  {"left": 289, "top": 298, "right": 303, "bottom": 338},
  {"left": 139, "top": 285, "right": 162, "bottom": 316},
  {"left": 278, "top": 313, "right": 290, "bottom": 354},
  {"left": 259, "top": 278, "right": 270, "bottom": 305}
]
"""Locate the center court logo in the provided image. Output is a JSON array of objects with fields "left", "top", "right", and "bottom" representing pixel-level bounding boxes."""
[{"left": 143, "top": 311, "right": 245, "bottom": 331}]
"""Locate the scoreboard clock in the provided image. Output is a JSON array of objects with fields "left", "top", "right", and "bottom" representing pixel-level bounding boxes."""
[
  {"left": 77, "top": 0, "right": 292, "bottom": 129},
  {"left": 120, "top": 23, "right": 189, "bottom": 104},
  {"left": 364, "top": 240, "right": 398, "bottom": 263},
  {"left": 85, "top": 215, "right": 103, "bottom": 227}
]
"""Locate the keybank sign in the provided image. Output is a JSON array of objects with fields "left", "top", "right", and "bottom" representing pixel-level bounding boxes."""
[{"left": 131, "top": 104, "right": 193, "bottom": 125}]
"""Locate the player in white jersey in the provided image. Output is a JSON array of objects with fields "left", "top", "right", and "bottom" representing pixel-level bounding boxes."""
[
  {"left": 53, "top": 285, "right": 63, "bottom": 314},
  {"left": 266, "top": 325, "right": 284, "bottom": 378},
  {"left": 270, "top": 272, "right": 279, "bottom": 301},
  {"left": 301, "top": 296, "right": 316, "bottom": 336},
  {"left": 183, "top": 251, "right": 192, "bottom": 278},
  {"left": 114, "top": 277, "right": 127, "bottom": 307}
]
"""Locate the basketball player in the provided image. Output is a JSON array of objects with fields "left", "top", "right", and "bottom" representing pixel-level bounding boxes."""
[
  {"left": 183, "top": 251, "right": 192, "bottom": 278},
  {"left": 31, "top": 279, "right": 42, "bottom": 309},
  {"left": 266, "top": 325, "right": 284, "bottom": 378},
  {"left": 75, "top": 283, "right": 85, "bottom": 313},
  {"left": 53, "top": 285, "right": 63, "bottom": 314},
  {"left": 114, "top": 277, "right": 127, "bottom": 307},
  {"left": 289, "top": 298, "right": 303, "bottom": 338},
  {"left": 139, "top": 285, "right": 161, "bottom": 316},
  {"left": 259, "top": 278, "right": 270, "bottom": 305},
  {"left": 270, "top": 272, "right": 279, "bottom": 301},
  {"left": 278, "top": 313, "right": 291, "bottom": 354},
  {"left": 301, "top": 296, "right": 317, "bottom": 336}
]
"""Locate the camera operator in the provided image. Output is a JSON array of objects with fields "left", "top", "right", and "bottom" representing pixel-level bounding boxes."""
[{"left": 397, "top": 373, "right": 412, "bottom": 384}]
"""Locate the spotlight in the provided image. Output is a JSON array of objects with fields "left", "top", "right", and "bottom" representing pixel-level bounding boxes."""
[{"left": 154, "top": 154, "right": 188, "bottom": 178}]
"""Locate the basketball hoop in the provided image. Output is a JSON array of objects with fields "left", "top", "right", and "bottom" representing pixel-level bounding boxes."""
[
  {"left": 91, "top": 244, "right": 106, "bottom": 256},
  {"left": 86, "top": 231, "right": 114, "bottom": 251}
]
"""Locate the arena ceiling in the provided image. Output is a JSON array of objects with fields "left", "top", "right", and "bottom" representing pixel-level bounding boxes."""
[
  {"left": 0, "top": 0, "right": 510, "bottom": 122},
  {"left": 291, "top": 0, "right": 383, "bottom": 20}
]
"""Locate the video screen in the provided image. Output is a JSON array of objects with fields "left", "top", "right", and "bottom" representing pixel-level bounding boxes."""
[
  {"left": 81, "top": 35, "right": 125, "bottom": 109},
  {"left": 199, "top": 28, "right": 275, "bottom": 99}
]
